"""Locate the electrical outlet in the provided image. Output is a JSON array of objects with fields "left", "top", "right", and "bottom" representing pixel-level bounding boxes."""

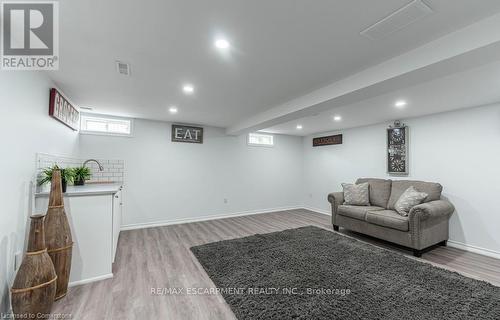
[
  {"left": 14, "top": 251, "right": 22, "bottom": 270},
  {"left": 223, "top": 198, "right": 228, "bottom": 204},
  {"left": 308, "top": 193, "right": 313, "bottom": 198}
]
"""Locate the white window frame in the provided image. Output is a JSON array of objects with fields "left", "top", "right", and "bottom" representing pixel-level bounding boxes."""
[
  {"left": 247, "top": 133, "right": 274, "bottom": 147},
  {"left": 79, "top": 113, "right": 134, "bottom": 137}
]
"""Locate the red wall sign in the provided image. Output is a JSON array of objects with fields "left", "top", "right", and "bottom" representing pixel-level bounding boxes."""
[
  {"left": 49, "top": 88, "right": 80, "bottom": 131},
  {"left": 312, "top": 134, "right": 343, "bottom": 147}
]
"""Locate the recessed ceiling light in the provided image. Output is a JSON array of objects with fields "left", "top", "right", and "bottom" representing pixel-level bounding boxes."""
[
  {"left": 215, "top": 38, "right": 230, "bottom": 50},
  {"left": 168, "top": 106, "right": 178, "bottom": 114},
  {"left": 183, "top": 84, "right": 194, "bottom": 94},
  {"left": 333, "top": 115, "right": 342, "bottom": 121},
  {"left": 395, "top": 100, "right": 407, "bottom": 108},
  {"left": 296, "top": 124, "right": 303, "bottom": 130}
]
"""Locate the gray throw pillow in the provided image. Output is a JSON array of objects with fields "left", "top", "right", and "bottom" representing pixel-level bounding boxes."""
[
  {"left": 342, "top": 182, "right": 370, "bottom": 206},
  {"left": 394, "top": 186, "right": 428, "bottom": 216}
]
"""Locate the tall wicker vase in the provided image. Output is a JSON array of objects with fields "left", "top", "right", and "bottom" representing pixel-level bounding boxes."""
[
  {"left": 44, "top": 169, "right": 73, "bottom": 300},
  {"left": 11, "top": 214, "right": 57, "bottom": 319}
]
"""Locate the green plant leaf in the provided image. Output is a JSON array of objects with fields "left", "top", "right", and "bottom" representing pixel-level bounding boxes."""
[
  {"left": 38, "top": 164, "right": 76, "bottom": 185},
  {"left": 72, "top": 166, "right": 92, "bottom": 181}
]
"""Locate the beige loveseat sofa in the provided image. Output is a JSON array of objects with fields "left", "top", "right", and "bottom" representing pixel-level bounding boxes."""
[{"left": 328, "top": 178, "right": 455, "bottom": 257}]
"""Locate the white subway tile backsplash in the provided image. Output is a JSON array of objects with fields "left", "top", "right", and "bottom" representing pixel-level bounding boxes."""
[{"left": 36, "top": 153, "right": 125, "bottom": 186}]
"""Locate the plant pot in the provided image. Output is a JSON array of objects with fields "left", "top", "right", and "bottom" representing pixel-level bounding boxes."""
[
  {"left": 61, "top": 179, "right": 67, "bottom": 193},
  {"left": 74, "top": 178, "right": 85, "bottom": 186}
]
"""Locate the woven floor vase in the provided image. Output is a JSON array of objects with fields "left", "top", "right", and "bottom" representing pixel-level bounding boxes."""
[
  {"left": 11, "top": 214, "right": 57, "bottom": 319},
  {"left": 44, "top": 169, "right": 73, "bottom": 300}
]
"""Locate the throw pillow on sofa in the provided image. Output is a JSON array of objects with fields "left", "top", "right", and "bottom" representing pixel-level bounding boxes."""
[
  {"left": 394, "top": 186, "right": 428, "bottom": 216},
  {"left": 342, "top": 182, "right": 370, "bottom": 206}
]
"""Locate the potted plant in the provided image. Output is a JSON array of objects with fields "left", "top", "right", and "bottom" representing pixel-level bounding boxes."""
[
  {"left": 38, "top": 165, "right": 74, "bottom": 193},
  {"left": 73, "top": 166, "right": 92, "bottom": 186}
]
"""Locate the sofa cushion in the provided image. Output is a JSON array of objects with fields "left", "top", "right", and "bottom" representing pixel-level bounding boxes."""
[
  {"left": 338, "top": 205, "right": 384, "bottom": 221},
  {"left": 394, "top": 186, "right": 428, "bottom": 216},
  {"left": 387, "top": 180, "right": 443, "bottom": 210},
  {"left": 342, "top": 182, "right": 370, "bottom": 206},
  {"left": 365, "top": 210, "right": 409, "bottom": 232},
  {"left": 356, "top": 178, "right": 392, "bottom": 208}
]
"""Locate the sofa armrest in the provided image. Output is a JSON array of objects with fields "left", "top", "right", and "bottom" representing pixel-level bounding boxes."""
[
  {"left": 327, "top": 192, "right": 343, "bottom": 204},
  {"left": 409, "top": 200, "right": 455, "bottom": 250},
  {"left": 409, "top": 200, "right": 455, "bottom": 224},
  {"left": 327, "top": 192, "right": 344, "bottom": 216}
]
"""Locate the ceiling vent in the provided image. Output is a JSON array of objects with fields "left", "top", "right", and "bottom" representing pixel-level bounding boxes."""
[
  {"left": 360, "top": 0, "right": 433, "bottom": 40},
  {"left": 116, "top": 61, "right": 131, "bottom": 76}
]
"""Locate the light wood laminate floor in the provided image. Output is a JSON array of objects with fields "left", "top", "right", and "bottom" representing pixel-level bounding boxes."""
[{"left": 52, "top": 209, "right": 500, "bottom": 319}]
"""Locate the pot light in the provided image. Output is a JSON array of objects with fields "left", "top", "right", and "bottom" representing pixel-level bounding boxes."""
[
  {"left": 333, "top": 115, "right": 342, "bottom": 121},
  {"left": 215, "top": 38, "right": 230, "bottom": 50},
  {"left": 168, "top": 106, "right": 178, "bottom": 114},
  {"left": 395, "top": 100, "right": 407, "bottom": 108},
  {"left": 296, "top": 124, "right": 303, "bottom": 130},
  {"left": 183, "top": 84, "right": 194, "bottom": 94}
]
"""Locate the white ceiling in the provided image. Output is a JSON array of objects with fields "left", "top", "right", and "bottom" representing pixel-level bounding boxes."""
[
  {"left": 48, "top": 0, "right": 500, "bottom": 131},
  {"left": 262, "top": 59, "right": 500, "bottom": 136}
]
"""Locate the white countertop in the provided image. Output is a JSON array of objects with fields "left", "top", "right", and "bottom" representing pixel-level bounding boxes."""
[{"left": 35, "top": 183, "right": 123, "bottom": 197}]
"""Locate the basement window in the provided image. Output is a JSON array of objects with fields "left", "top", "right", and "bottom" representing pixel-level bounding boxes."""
[
  {"left": 248, "top": 133, "right": 274, "bottom": 147},
  {"left": 80, "top": 114, "right": 133, "bottom": 136}
]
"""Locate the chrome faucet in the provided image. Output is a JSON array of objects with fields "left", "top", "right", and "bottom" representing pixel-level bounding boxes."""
[{"left": 83, "top": 159, "right": 104, "bottom": 171}]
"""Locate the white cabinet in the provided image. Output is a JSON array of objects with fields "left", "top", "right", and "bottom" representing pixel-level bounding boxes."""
[
  {"left": 35, "top": 184, "right": 123, "bottom": 286},
  {"left": 112, "top": 188, "right": 123, "bottom": 262}
]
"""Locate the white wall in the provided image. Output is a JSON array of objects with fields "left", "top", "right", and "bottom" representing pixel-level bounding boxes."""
[
  {"left": 303, "top": 103, "right": 500, "bottom": 255},
  {"left": 0, "top": 72, "right": 80, "bottom": 313},
  {"left": 79, "top": 120, "right": 304, "bottom": 228},
  {"left": 2, "top": 72, "right": 500, "bottom": 315}
]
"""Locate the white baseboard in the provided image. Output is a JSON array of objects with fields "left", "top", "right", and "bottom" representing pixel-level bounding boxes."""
[
  {"left": 120, "top": 206, "right": 500, "bottom": 261},
  {"left": 69, "top": 273, "right": 113, "bottom": 287},
  {"left": 121, "top": 206, "right": 302, "bottom": 231},
  {"left": 302, "top": 206, "right": 331, "bottom": 216},
  {"left": 447, "top": 240, "right": 500, "bottom": 260},
  {"left": 303, "top": 207, "right": 500, "bottom": 260}
]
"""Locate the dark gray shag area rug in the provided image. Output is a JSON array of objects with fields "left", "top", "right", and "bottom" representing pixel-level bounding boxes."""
[{"left": 190, "top": 226, "right": 500, "bottom": 320}]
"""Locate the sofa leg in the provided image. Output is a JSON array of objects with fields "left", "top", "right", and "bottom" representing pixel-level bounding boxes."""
[
  {"left": 333, "top": 225, "right": 339, "bottom": 232},
  {"left": 440, "top": 240, "right": 447, "bottom": 247},
  {"left": 413, "top": 249, "right": 422, "bottom": 258}
]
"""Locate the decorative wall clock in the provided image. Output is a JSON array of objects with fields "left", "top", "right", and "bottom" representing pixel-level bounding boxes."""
[{"left": 387, "top": 121, "right": 409, "bottom": 175}]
